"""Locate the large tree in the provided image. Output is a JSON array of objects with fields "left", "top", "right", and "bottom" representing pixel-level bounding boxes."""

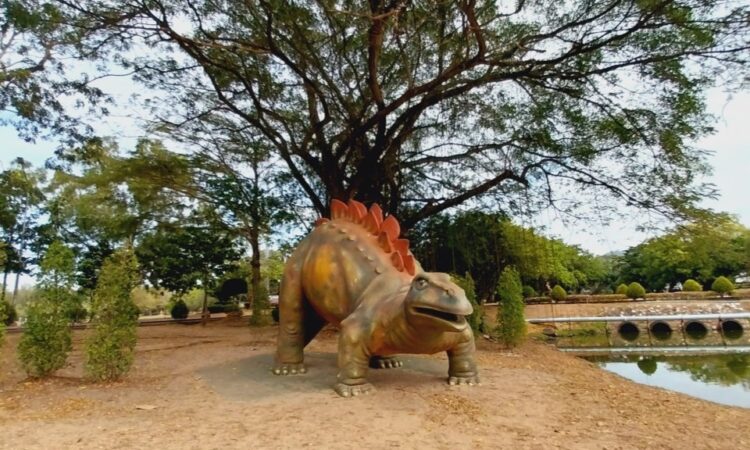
[
  {"left": 43, "top": 0, "right": 749, "bottom": 226},
  {"left": 1, "top": 1, "right": 106, "bottom": 143},
  {"left": 0, "top": 158, "right": 45, "bottom": 303}
]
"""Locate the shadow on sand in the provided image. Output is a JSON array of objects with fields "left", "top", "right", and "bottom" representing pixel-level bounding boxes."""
[{"left": 198, "top": 352, "right": 450, "bottom": 400}]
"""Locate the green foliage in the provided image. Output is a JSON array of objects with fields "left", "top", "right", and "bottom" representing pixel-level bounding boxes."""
[
  {"left": 170, "top": 299, "right": 189, "bottom": 319},
  {"left": 496, "top": 267, "right": 526, "bottom": 347},
  {"left": 412, "top": 212, "right": 608, "bottom": 300},
  {"left": 17, "top": 297, "right": 72, "bottom": 377},
  {"left": 615, "top": 284, "right": 629, "bottom": 295},
  {"left": 132, "top": 287, "right": 169, "bottom": 315},
  {"left": 619, "top": 216, "right": 750, "bottom": 291},
  {"left": 85, "top": 246, "right": 140, "bottom": 381},
  {"left": 38, "top": 0, "right": 749, "bottom": 228},
  {"left": 208, "top": 303, "right": 240, "bottom": 314},
  {"left": 683, "top": 279, "right": 702, "bottom": 292},
  {"left": 2, "top": 301, "right": 18, "bottom": 325},
  {"left": 136, "top": 209, "right": 242, "bottom": 301},
  {"left": 17, "top": 240, "right": 77, "bottom": 377},
  {"left": 521, "top": 285, "right": 537, "bottom": 299},
  {"left": 0, "top": 159, "right": 46, "bottom": 305},
  {"left": 711, "top": 276, "right": 734, "bottom": 296},
  {"left": 550, "top": 285, "right": 567, "bottom": 301},
  {"left": 626, "top": 282, "right": 646, "bottom": 300},
  {"left": 451, "top": 273, "right": 483, "bottom": 335}
]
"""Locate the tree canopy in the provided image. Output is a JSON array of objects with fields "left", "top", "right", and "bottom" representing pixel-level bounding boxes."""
[
  {"left": 618, "top": 215, "right": 749, "bottom": 290},
  {"left": 12, "top": 0, "right": 747, "bottom": 226}
]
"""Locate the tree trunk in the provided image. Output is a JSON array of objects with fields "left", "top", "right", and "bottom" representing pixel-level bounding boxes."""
[
  {"left": 12, "top": 272, "right": 21, "bottom": 304},
  {"left": 201, "top": 274, "right": 209, "bottom": 326},
  {"left": 248, "top": 227, "right": 267, "bottom": 326},
  {"left": 1, "top": 270, "right": 8, "bottom": 303}
]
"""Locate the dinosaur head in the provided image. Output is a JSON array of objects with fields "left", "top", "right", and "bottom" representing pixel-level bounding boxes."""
[{"left": 404, "top": 272, "right": 472, "bottom": 333}]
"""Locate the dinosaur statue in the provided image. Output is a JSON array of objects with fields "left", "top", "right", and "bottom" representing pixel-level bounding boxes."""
[{"left": 273, "top": 199, "right": 479, "bottom": 397}]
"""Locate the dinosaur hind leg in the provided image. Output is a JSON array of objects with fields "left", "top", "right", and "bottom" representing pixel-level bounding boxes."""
[{"left": 274, "top": 262, "right": 308, "bottom": 375}]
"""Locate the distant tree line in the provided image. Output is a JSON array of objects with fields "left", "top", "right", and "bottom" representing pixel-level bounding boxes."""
[{"left": 411, "top": 212, "right": 749, "bottom": 301}]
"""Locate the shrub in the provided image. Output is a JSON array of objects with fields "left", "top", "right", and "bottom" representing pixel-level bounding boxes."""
[
  {"left": 683, "top": 279, "right": 702, "bottom": 292},
  {"left": 711, "top": 276, "right": 734, "bottom": 297},
  {"left": 615, "top": 284, "right": 628, "bottom": 295},
  {"left": 207, "top": 303, "right": 240, "bottom": 314},
  {"left": 2, "top": 301, "right": 18, "bottom": 325},
  {"left": 521, "top": 285, "right": 537, "bottom": 299},
  {"left": 626, "top": 282, "right": 646, "bottom": 300},
  {"left": 451, "top": 273, "right": 483, "bottom": 335},
  {"left": 496, "top": 266, "right": 526, "bottom": 347},
  {"left": 65, "top": 303, "right": 88, "bottom": 323},
  {"left": 17, "top": 297, "right": 72, "bottom": 377},
  {"left": 18, "top": 240, "right": 76, "bottom": 378},
  {"left": 550, "top": 285, "right": 567, "bottom": 301},
  {"left": 271, "top": 305, "right": 280, "bottom": 323},
  {"left": 85, "top": 247, "right": 140, "bottom": 381},
  {"left": 170, "top": 299, "right": 189, "bottom": 319}
]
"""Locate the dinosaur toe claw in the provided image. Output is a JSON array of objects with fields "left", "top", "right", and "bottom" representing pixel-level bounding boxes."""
[{"left": 272, "top": 362, "right": 307, "bottom": 376}]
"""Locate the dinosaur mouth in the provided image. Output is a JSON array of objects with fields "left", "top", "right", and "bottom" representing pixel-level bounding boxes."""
[{"left": 413, "top": 306, "right": 464, "bottom": 324}]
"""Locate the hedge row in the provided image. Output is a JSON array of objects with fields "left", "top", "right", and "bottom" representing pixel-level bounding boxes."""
[{"left": 524, "top": 288, "right": 750, "bottom": 305}]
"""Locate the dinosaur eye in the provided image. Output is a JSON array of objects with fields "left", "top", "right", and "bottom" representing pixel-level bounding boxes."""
[{"left": 414, "top": 277, "right": 428, "bottom": 289}]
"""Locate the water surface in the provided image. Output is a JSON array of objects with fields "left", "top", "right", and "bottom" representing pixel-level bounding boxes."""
[{"left": 586, "top": 354, "right": 750, "bottom": 408}]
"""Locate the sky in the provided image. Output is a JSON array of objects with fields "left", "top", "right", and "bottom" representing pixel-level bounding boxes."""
[
  {"left": 542, "top": 88, "right": 750, "bottom": 254},
  {"left": 1, "top": 82, "right": 749, "bottom": 257}
]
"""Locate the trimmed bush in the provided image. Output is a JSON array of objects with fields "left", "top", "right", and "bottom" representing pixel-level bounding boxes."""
[
  {"left": 170, "top": 299, "right": 189, "bottom": 319},
  {"left": 521, "top": 285, "right": 537, "bottom": 299},
  {"left": 18, "top": 240, "right": 76, "bottom": 378},
  {"left": 207, "top": 303, "right": 240, "bottom": 314},
  {"left": 626, "top": 282, "right": 646, "bottom": 300},
  {"left": 18, "top": 298, "right": 72, "bottom": 377},
  {"left": 85, "top": 247, "right": 140, "bottom": 381},
  {"left": 2, "top": 301, "right": 17, "bottom": 325},
  {"left": 683, "top": 279, "right": 702, "bottom": 292},
  {"left": 615, "top": 284, "right": 628, "bottom": 295},
  {"left": 451, "top": 273, "right": 483, "bottom": 335},
  {"left": 550, "top": 285, "right": 567, "bottom": 301},
  {"left": 711, "top": 276, "right": 734, "bottom": 297},
  {"left": 496, "top": 266, "right": 526, "bottom": 347}
]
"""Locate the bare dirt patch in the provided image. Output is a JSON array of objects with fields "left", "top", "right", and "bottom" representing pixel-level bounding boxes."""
[{"left": 1, "top": 321, "right": 749, "bottom": 449}]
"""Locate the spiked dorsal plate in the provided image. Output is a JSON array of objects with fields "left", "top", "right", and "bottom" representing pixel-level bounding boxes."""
[
  {"left": 316, "top": 199, "right": 415, "bottom": 276},
  {"left": 331, "top": 199, "right": 349, "bottom": 219},
  {"left": 347, "top": 199, "right": 367, "bottom": 222}
]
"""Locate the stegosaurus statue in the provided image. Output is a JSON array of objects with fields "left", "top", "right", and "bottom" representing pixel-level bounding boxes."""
[{"left": 273, "top": 199, "right": 479, "bottom": 397}]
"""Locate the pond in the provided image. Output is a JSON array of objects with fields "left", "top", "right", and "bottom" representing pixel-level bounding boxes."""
[{"left": 584, "top": 353, "right": 750, "bottom": 408}]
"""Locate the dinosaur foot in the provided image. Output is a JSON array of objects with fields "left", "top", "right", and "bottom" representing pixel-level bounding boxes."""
[
  {"left": 448, "top": 374, "right": 480, "bottom": 386},
  {"left": 334, "top": 382, "right": 375, "bottom": 398},
  {"left": 272, "top": 362, "right": 307, "bottom": 375},
  {"left": 369, "top": 356, "right": 403, "bottom": 369}
]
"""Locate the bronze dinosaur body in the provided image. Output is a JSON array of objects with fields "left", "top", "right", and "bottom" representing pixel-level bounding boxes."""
[{"left": 273, "top": 199, "right": 479, "bottom": 397}]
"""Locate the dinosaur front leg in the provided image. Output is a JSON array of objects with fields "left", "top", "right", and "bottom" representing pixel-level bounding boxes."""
[
  {"left": 274, "top": 262, "right": 307, "bottom": 375},
  {"left": 447, "top": 330, "right": 479, "bottom": 386},
  {"left": 334, "top": 319, "right": 374, "bottom": 397}
]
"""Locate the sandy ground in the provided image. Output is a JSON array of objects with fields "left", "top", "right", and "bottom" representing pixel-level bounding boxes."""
[{"left": 1, "top": 321, "right": 749, "bottom": 450}]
